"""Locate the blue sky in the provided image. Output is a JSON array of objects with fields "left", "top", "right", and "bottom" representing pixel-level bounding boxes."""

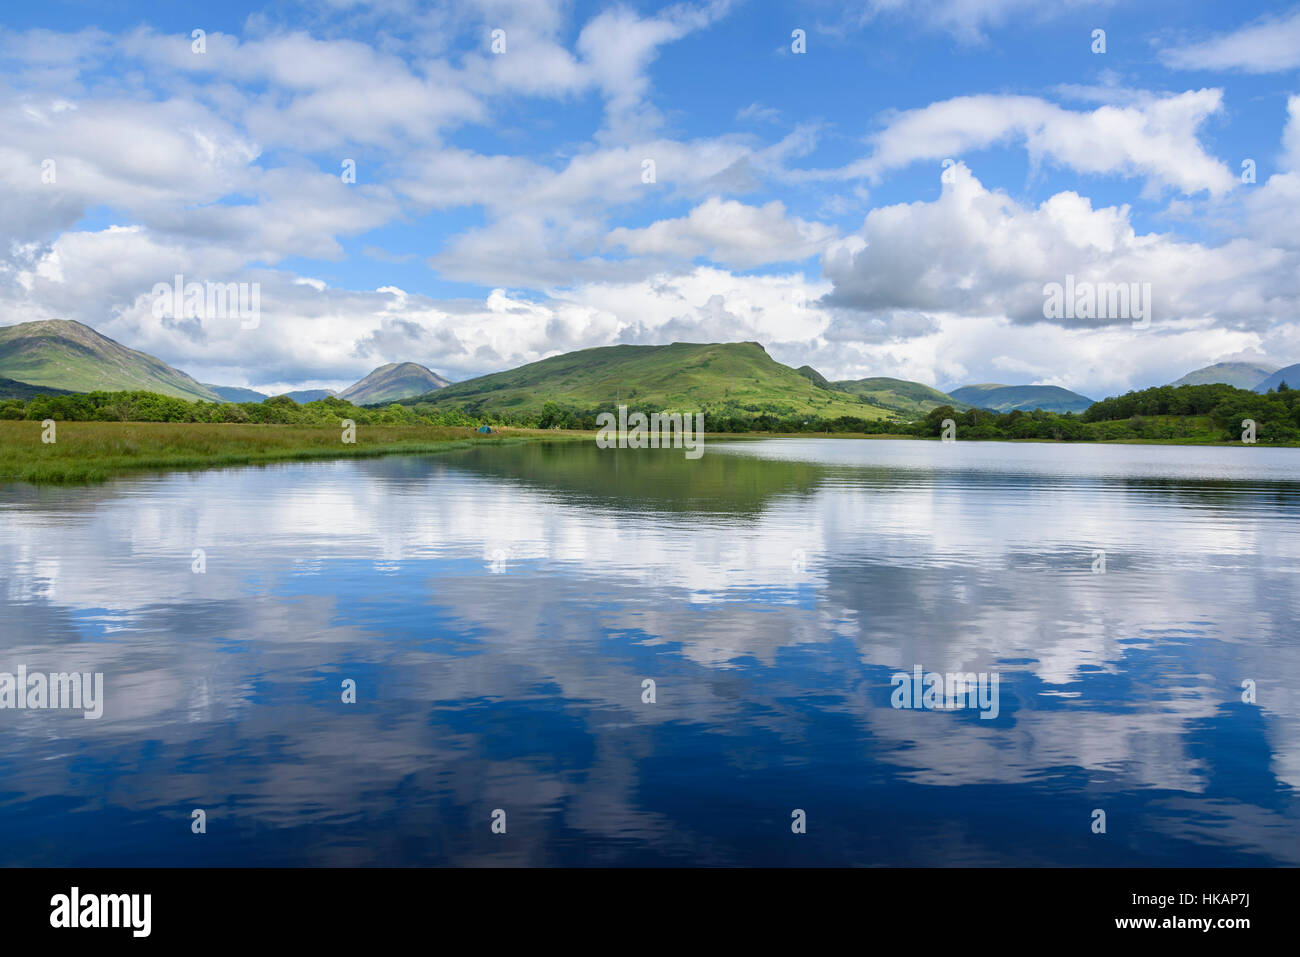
[{"left": 2, "top": 0, "right": 1299, "bottom": 397}]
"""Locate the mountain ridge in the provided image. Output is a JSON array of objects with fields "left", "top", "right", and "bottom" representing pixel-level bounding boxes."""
[
  {"left": 949, "top": 383, "right": 1094, "bottom": 413},
  {"left": 1171, "top": 361, "right": 1277, "bottom": 389},
  {"left": 400, "top": 341, "right": 897, "bottom": 421},
  {"left": 833, "top": 376, "right": 970, "bottom": 415},
  {"left": 340, "top": 361, "right": 450, "bottom": 405},
  {"left": 1255, "top": 363, "right": 1300, "bottom": 393},
  {"left": 17, "top": 319, "right": 1266, "bottom": 420},
  {"left": 0, "top": 319, "right": 220, "bottom": 401}
]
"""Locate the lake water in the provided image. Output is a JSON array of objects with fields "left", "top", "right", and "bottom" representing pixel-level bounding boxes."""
[{"left": 1, "top": 438, "right": 1298, "bottom": 866}]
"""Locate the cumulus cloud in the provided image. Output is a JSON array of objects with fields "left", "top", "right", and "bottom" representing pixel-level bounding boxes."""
[
  {"left": 2, "top": 0, "right": 1300, "bottom": 404},
  {"left": 415, "top": 137, "right": 806, "bottom": 286},
  {"left": 836, "top": 91, "right": 1238, "bottom": 197},
  {"left": 1239, "top": 96, "right": 1300, "bottom": 252},
  {"left": 0, "top": 92, "right": 261, "bottom": 242},
  {"left": 606, "top": 198, "right": 837, "bottom": 269},
  {"left": 575, "top": 1, "right": 731, "bottom": 140},
  {"left": 820, "top": 164, "right": 1300, "bottom": 331}
]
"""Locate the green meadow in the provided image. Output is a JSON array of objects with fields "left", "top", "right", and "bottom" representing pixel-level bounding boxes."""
[{"left": 0, "top": 421, "right": 569, "bottom": 484}]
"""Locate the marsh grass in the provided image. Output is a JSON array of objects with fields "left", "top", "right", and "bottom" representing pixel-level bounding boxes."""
[
  {"left": 0, "top": 420, "right": 1274, "bottom": 487},
  {"left": 0, "top": 421, "right": 574, "bottom": 484}
]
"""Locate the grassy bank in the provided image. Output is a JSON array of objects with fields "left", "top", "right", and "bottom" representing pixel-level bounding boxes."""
[
  {"left": 0, "top": 421, "right": 576, "bottom": 484},
  {"left": 4, "top": 419, "right": 1293, "bottom": 487}
]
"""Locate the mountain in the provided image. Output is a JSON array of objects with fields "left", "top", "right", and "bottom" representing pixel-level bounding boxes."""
[
  {"left": 794, "top": 365, "right": 833, "bottom": 389},
  {"left": 0, "top": 375, "right": 77, "bottom": 400},
  {"left": 0, "top": 320, "right": 220, "bottom": 401},
  {"left": 949, "top": 383, "right": 1094, "bottom": 413},
  {"left": 1254, "top": 364, "right": 1300, "bottom": 393},
  {"left": 280, "top": 389, "right": 338, "bottom": 403},
  {"left": 1171, "top": 361, "right": 1277, "bottom": 389},
  {"left": 833, "top": 376, "right": 970, "bottom": 415},
  {"left": 401, "top": 341, "right": 896, "bottom": 420},
  {"left": 340, "top": 362, "right": 450, "bottom": 405},
  {"left": 203, "top": 384, "right": 268, "bottom": 403}
]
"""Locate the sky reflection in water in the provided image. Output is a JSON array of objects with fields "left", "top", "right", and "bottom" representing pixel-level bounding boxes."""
[{"left": 0, "top": 438, "right": 1297, "bottom": 865}]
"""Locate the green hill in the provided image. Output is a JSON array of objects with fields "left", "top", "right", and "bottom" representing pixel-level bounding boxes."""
[
  {"left": 949, "top": 383, "right": 1094, "bottom": 413},
  {"left": 833, "top": 376, "right": 969, "bottom": 415},
  {"left": 1171, "top": 361, "right": 1276, "bottom": 389},
  {"left": 402, "top": 341, "right": 896, "bottom": 421},
  {"left": 341, "top": 362, "right": 451, "bottom": 405},
  {"left": 0, "top": 320, "right": 219, "bottom": 401}
]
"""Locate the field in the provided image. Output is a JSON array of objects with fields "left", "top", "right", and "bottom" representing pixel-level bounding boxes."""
[
  {"left": 0, "top": 421, "right": 566, "bottom": 484},
  {"left": 0, "top": 414, "right": 1287, "bottom": 487}
]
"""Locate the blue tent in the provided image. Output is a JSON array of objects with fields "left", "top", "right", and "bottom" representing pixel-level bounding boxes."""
[{"left": 477, "top": 425, "right": 493, "bottom": 433}]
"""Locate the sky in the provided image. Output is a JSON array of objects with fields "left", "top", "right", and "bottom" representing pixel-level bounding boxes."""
[{"left": 1, "top": 0, "right": 1299, "bottom": 398}]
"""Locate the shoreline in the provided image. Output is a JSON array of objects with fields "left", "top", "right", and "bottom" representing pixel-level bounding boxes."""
[
  {"left": 702, "top": 431, "right": 1294, "bottom": 447},
  {"left": 0, "top": 421, "right": 584, "bottom": 485},
  {"left": 3, "top": 421, "right": 1293, "bottom": 486}
]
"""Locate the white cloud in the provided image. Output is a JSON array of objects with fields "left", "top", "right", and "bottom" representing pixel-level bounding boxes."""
[
  {"left": 576, "top": 1, "right": 731, "bottom": 139},
  {"left": 736, "top": 102, "right": 780, "bottom": 123},
  {"left": 2, "top": 2, "right": 1300, "bottom": 404},
  {"left": 811, "top": 311, "right": 1267, "bottom": 399},
  {"left": 1243, "top": 95, "right": 1300, "bottom": 250},
  {"left": 118, "top": 29, "right": 485, "bottom": 150},
  {"left": 1283, "top": 94, "right": 1300, "bottom": 172},
  {"left": 821, "top": 164, "right": 1300, "bottom": 332},
  {"left": 606, "top": 198, "right": 837, "bottom": 269},
  {"left": 415, "top": 138, "right": 796, "bottom": 286},
  {"left": 1161, "top": 7, "right": 1300, "bottom": 73},
  {"left": 847, "top": 0, "right": 1118, "bottom": 44},
  {"left": 0, "top": 92, "right": 262, "bottom": 241},
  {"left": 836, "top": 91, "right": 1237, "bottom": 197}
]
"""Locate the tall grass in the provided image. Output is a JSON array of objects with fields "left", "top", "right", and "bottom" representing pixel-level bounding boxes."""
[{"left": 0, "top": 421, "right": 568, "bottom": 484}]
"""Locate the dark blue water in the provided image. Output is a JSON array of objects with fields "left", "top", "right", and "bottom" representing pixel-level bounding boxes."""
[{"left": 1, "top": 438, "right": 1298, "bottom": 865}]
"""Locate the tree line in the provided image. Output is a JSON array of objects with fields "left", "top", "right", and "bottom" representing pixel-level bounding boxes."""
[{"left": 3, "top": 382, "right": 1298, "bottom": 443}]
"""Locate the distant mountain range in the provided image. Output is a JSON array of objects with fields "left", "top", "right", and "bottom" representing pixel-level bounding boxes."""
[
  {"left": 948, "top": 383, "right": 1095, "bottom": 413},
  {"left": 1170, "top": 361, "right": 1278, "bottom": 389},
  {"left": 9, "top": 318, "right": 1300, "bottom": 421},
  {"left": 203, "top": 384, "right": 269, "bottom": 402},
  {"left": 0, "top": 320, "right": 451, "bottom": 405},
  {"left": 833, "top": 376, "right": 973, "bottom": 415},
  {"left": 1253, "top": 364, "right": 1300, "bottom": 393},
  {"left": 281, "top": 389, "right": 339, "bottom": 403},
  {"left": 392, "top": 344, "right": 1088, "bottom": 417},
  {"left": 400, "top": 345, "right": 1105, "bottom": 417}
]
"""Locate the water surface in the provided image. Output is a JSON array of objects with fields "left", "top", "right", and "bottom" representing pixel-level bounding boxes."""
[{"left": 1, "top": 438, "right": 1297, "bottom": 865}]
